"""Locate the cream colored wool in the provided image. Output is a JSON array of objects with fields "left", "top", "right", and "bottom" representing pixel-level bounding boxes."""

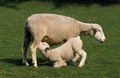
[
  {"left": 22, "top": 14, "right": 106, "bottom": 68},
  {"left": 38, "top": 36, "right": 87, "bottom": 67}
]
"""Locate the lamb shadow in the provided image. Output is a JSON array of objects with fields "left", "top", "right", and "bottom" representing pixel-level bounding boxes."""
[
  {"left": 37, "top": 58, "right": 52, "bottom": 67},
  {"left": 0, "top": 58, "right": 51, "bottom": 67}
]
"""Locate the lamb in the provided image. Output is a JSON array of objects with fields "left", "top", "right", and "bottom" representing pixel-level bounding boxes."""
[
  {"left": 38, "top": 36, "right": 87, "bottom": 68},
  {"left": 22, "top": 13, "right": 106, "bottom": 68}
]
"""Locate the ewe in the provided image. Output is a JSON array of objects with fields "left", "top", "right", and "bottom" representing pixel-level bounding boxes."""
[
  {"left": 22, "top": 14, "right": 106, "bottom": 68},
  {"left": 38, "top": 36, "right": 87, "bottom": 67}
]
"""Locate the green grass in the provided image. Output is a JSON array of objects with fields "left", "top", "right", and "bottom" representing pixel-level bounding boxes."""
[{"left": 0, "top": 1, "right": 120, "bottom": 78}]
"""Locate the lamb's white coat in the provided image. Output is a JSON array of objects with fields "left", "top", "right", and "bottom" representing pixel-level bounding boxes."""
[{"left": 38, "top": 36, "right": 87, "bottom": 67}]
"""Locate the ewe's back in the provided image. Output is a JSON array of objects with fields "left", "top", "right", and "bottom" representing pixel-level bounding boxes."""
[
  {"left": 26, "top": 14, "right": 81, "bottom": 44},
  {"left": 27, "top": 14, "right": 80, "bottom": 29}
]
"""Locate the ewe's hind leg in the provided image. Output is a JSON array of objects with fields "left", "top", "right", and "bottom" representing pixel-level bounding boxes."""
[
  {"left": 30, "top": 39, "right": 42, "bottom": 68},
  {"left": 77, "top": 49, "right": 87, "bottom": 67},
  {"left": 22, "top": 34, "right": 31, "bottom": 66},
  {"left": 31, "top": 40, "right": 40, "bottom": 68},
  {"left": 22, "top": 48, "right": 29, "bottom": 66}
]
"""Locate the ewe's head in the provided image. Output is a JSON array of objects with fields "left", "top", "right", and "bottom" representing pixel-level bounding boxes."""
[
  {"left": 38, "top": 42, "right": 51, "bottom": 51},
  {"left": 89, "top": 24, "right": 106, "bottom": 43}
]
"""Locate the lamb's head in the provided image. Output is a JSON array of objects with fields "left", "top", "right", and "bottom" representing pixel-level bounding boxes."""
[
  {"left": 89, "top": 24, "right": 106, "bottom": 43},
  {"left": 38, "top": 42, "right": 51, "bottom": 51}
]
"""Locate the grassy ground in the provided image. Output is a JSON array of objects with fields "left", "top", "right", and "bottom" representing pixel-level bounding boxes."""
[{"left": 0, "top": 1, "right": 120, "bottom": 78}]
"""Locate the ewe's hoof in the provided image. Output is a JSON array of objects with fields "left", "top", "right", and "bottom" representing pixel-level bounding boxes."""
[
  {"left": 26, "top": 63, "right": 29, "bottom": 66},
  {"left": 22, "top": 61, "right": 29, "bottom": 66},
  {"left": 34, "top": 65, "right": 38, "bottom": 68},
  {"left": 35, "top": 66, "right": 38, "bottom": 68}
]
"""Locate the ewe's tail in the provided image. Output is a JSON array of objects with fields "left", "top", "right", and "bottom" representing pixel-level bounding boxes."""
[{"left": 23, "top": 21, "right": 31, "bottom": 49}]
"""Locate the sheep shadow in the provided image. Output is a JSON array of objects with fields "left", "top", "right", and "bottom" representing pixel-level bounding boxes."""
[
  {"left": 0, "top": 58, "right": 78, "bottom": 67},
  {"left": 0, "top": 58, "right": 51, "bottom": 67},
  {"left": 0, "top": 58, "right": 23, "bottom": 66}
]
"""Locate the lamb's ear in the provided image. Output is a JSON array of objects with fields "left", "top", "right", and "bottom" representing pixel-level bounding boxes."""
[{"left": 45, "top": 47, "right": 51, "bottom": 52}]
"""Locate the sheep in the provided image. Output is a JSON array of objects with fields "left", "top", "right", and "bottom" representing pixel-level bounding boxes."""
[
  {"left": 22, "top": 13, "right": 106, "bottom": 68},
  {"left": 38, "top": 36, "right": 87, "bottom": 67}
]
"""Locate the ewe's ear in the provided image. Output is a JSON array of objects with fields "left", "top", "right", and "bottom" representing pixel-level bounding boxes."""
[
  {"left": 89, "top": 28, "right": 97, "bottom": 36},
  {"left": 92, "top": 28, "right": 97, "bottom": 35}
]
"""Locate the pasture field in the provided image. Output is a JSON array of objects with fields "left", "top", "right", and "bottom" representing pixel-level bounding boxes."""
[{"left": 0, "top": 1, "right": 120, "bottom": 78}]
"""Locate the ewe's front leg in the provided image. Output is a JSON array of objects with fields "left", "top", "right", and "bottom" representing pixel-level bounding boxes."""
[
  {"left": 78, "top": 49, "right": 87, "bottom": 68},
  {"left": 31, "top": 44, "right": 38, "bottom": 68}
]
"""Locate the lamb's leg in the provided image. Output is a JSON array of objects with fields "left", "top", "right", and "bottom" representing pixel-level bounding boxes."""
[
  {"left": 77, "top": 49, "right": 87, "bottom": 67},
  {"left": 72, "top": 53, "right": 80, "bottom": 63},
  {"left": 53, "top": 57, "right": 67, "bottom": 67},
  {"left": 53, "top": 60, "right": 67, "bottom": 67}
]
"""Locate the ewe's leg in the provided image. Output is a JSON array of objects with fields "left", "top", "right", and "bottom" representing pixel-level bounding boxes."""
[
  {"left": 31, "top": 41, "right": 38, "bottom": 68},
  {"left": 22, "top": 48, "right": 29, "bottom": 66},
  {"left": 30, "top": 34, "right": 44, "bottom": 68},
  {"left": 77, "top": 49, "right": 87, "bottom": 67},
  {"left": 72, "top": 53, "right": 80, "bottom": 63},
  {"left": 22, "top": 35, "right": 31, "bottom": 66}
]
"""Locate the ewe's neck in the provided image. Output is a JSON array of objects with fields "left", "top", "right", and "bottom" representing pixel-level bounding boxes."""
[{"left": 78, "top": 21, "right": 92, "bottom": 35}]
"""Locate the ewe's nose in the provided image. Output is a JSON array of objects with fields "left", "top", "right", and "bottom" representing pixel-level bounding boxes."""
[{"left": 100, "top": 39, "right": 106, "bottom": 43}]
